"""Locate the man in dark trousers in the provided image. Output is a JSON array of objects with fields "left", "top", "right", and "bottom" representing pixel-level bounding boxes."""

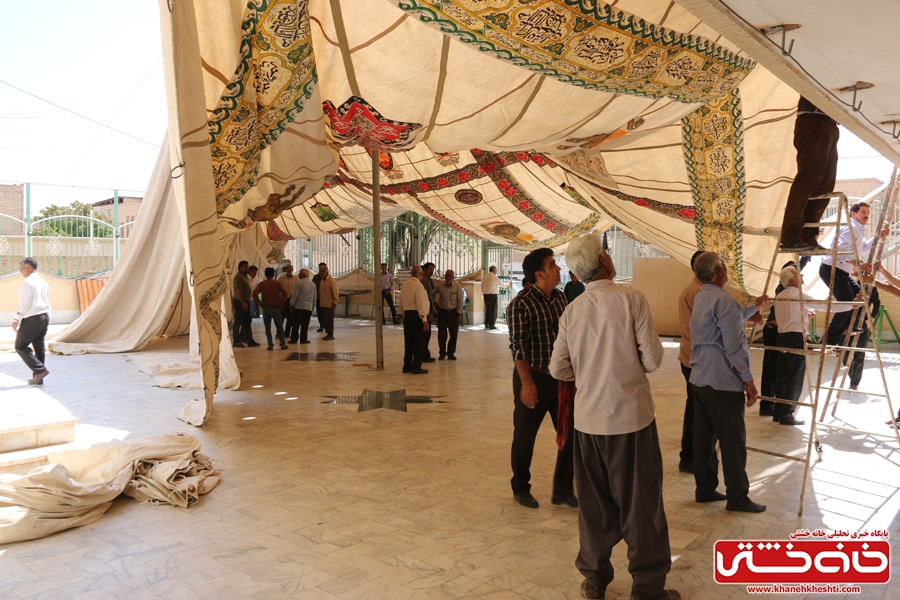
[
  {"left": 231, "top": 260, "right": 260, "bottom": 347},
  {"left": 399, "top": 266, "right": 430, "bottom": 375},
  {"left": 690, "top": 252, "right": 767, "bottom": 513},
  {"left": 772, "top": 266, "right": 827, "bottom": 425},
  {"left": 779, "top": 97, "right": 839, "bottom": 252},
  {"left": 676, "top": 250, "right": 704, "bottom": 474},
  {"left": 759, "top": 261, "right": 797, "bottom": 417},
  {"left": 380, "top": 263, "right": 399, "bottom": 325},
  {"left": 312, "top": 262, "right": 327, "bottom": 333},
  {"left": 820, "top": 201, "right": 888, "bottom": 346},
  {"left": 506, "top": 248, "right": 575, "bottom": 509},
  {"left": 252, "top": 267, "right": 289, "bottom": 350},
  {"left": 420, "top": 262, "right": 437, "bottom": 362},
  {"left": 13, "top": 257, "right": 51, "bottom": 385},
  {"left": 551, "top": 233, "right": 677, "bottom": 600},
  {"left": 846, "top": 277, "right": 880, "bottom": 391},
  {"left": 434, "top": 269, "right": 464, "bottom": 360}
]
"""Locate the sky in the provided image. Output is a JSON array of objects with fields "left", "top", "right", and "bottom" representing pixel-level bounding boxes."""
[{"left": 0, "top": 1, "right": 895, "bottom": 213}]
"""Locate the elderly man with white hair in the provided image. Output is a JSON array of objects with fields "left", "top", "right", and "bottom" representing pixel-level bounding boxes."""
[
  {"left": 771, "top": 266, "right": 827, "bottom": 425},
  {"left": 550, "top": 233, "right": 678, "bottom": 600},
  {"left": 689, "top": 251, "right": 766, "bottom": 513}
]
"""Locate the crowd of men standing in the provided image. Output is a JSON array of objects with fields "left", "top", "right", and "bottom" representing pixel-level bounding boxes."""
[{"left": 231, "top": 261, "right": 338, "bottom": 350}]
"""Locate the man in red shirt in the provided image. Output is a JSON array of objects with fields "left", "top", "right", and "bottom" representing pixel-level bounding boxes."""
[{"left": 252, "top": 267, "right": 289, "bottom": 350}]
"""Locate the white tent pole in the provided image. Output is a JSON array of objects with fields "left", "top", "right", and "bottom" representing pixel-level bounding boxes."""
[{"left": 372, "top": 147, "right": 384, "bottom": 370}]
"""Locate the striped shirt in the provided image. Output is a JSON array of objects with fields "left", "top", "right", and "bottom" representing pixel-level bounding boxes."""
[{"left": 506, "top": 285, "right": 567, "bottom": 372}]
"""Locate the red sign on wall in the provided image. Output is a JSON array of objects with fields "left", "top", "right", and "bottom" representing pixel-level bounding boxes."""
[{"left": 714, "top": 540, "right": 890, "bottom": 584}]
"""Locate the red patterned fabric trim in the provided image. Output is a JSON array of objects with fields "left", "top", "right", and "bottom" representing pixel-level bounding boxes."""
[
  {"left": 591, "top": 183, "right": 698, "bottom": 221},
  {"left": 267, "top": 220, "right": 294, "bottom": 242},
  {"left": 323, "top": 96, "right": 422, "bottom": 151}
]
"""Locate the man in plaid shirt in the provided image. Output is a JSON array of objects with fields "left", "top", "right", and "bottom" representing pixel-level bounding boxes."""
[{"left": 506, "top": 248, "right": 576, "bottom": 509}]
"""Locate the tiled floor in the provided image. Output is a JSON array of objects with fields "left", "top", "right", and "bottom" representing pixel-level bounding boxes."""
[{"left": 1, "top": 318, "right": 899, "bottom": 599}]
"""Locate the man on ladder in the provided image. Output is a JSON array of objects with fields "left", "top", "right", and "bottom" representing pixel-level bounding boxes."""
[{"left": 819, "top": 201, "right": 888, "bottom": 345}]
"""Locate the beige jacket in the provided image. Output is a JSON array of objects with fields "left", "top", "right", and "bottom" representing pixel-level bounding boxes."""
[{"left": 318, "top": 275, "right": 340, "bottom": 308}]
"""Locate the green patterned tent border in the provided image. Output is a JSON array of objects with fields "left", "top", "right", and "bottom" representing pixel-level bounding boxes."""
[
  {"left": 681, "top": 88, "right": 747, "bottom": 291},
  {"left": 393, "top": 0, "right": 755, "bottom": 104},
  {"left": 207, "top": 0, "right": 319, "bottom": 214}
]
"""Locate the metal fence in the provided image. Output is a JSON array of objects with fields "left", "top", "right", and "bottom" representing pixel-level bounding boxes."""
[
  {"left": 603, "top": 226, "right": 669, "bottom": 280},
  {"left": 290, "top": 217, "right": 483, "bottom": 277},
  {"left": 0, "top": 183, "right": 137, "bottom": 279}
]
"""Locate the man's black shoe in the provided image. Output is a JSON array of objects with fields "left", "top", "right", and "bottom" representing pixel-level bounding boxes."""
[
  {"left": 411, "top": 368, "right": 429, "bottom": 375},
  {"left": 233, "top": 342, "right": 245, "bottom": 348},
  {"left": 247, "top": 341, "right": 261, "bottom": 347},
  {"left": 551, "top": 494, "right": 578, "bottom": 508},
  {"left": 438, "top": 355, "right": 446, "bottom": 360},
  {"left": 28, "top": 370, "right": 49, "bottom": 385},
  {"left": 422, "top": 357, "right": 436, "bottom": 363},
  {"left": 726, "top": 498, "right": 766, "bottom": 513},
  {"left": 514, "top": 493, "right": 539, "bottom": 508},
  {"left": 678, "top": 461, "right": 693, "bottom": 474},
  {"left": 696, "top": 491, "right": 727, "bottom": 503},
  {"left": 759, "top": 407, "right": 774, "bottom": 416},
  {"left": 780, "top": 240, "right": 817, "bottom": 252},
  {"left": 779, "top": 416, "right": 806, "bottom": 426},
  {"left": 580, "top": 579, "right": 605, "bottom": 599},
  {"left": 402, "top": 367, "right": 411, "bottom": 373},
  {"left": 448, "top": 355, "right": 456, "bottom": 360},
  {"left": 317, "top": 327, "right": 324, "bottom": 332},
  {"left": 630, "top": 590, "right": 681, "bottom": 600}
]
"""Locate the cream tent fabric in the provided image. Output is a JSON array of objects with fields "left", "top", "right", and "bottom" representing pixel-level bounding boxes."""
[
  {"left": 48, "top": 144, "right": 192, "bottom": 355},
  {"left": 158, "top": 0, "right": 801, "bottom": 421},
  {"left": 0, "top": 434, "right": 219, "bottom": 545},
  {"left": 46, "top": 143, "right": 271, "bottom": 392}
]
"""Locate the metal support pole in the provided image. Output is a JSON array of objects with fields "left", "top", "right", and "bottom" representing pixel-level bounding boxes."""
[
  {"left": 415, "top": 213, "right": 422, "bottom": 265},
  {"left": 25, "top": 183, "right": 32, "bottom": 256},
  {"left": 372, "top": 148, "right": 384, "bottom": 370},
  {"left": 113, "top": 190, "right": 120, "bottom": 263},
  {"left": 481, "top": 241, "right": 489, "bottom": 274}
]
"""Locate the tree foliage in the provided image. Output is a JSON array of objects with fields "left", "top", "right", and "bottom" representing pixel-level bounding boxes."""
[{"left": 32, "top": 202, "right": 115, "bottom": 238}]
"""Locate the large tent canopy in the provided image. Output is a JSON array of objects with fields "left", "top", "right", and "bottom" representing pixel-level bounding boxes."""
[{"left": 59, "top": 0, "right": 899, "bottom": 422}]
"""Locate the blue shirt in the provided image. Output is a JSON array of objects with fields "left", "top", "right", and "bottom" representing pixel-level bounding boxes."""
[{"left": 689, "top": 284, "right": 758, "bottom": 392}]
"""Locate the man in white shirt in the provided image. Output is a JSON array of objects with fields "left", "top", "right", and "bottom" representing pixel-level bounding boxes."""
[
  {"left": 380, "top": 263, "right": 399, "bottom": 325},
  {"left": 772, "top": 266, "right": 827, "bottom": 425},
  {"left": 820, "top": 201, "right": 888, "bottom": 345},
  {"left": 549, "top": 234, "right": 678, "bottom": 600},
  {"left": 482, "top": 265, "right": 501, "bottom": 330},
  {"left": 399, "top": 266, "right": 430, "bottom": 374},
  {"left": 289, "top": 269, "right": 317, "bottom": 344},
  {"left": 13, "top": 257, "right": 52, "bottom": 385}
]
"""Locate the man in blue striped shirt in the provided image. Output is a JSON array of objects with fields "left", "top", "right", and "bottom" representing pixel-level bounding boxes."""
[{"left": 690, "top": 252, "right": 767, "bottom": 513}]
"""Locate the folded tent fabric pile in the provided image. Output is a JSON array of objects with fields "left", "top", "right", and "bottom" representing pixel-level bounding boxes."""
[{"left": 0, "top": 433, "right": 219, "bottom": 545}]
